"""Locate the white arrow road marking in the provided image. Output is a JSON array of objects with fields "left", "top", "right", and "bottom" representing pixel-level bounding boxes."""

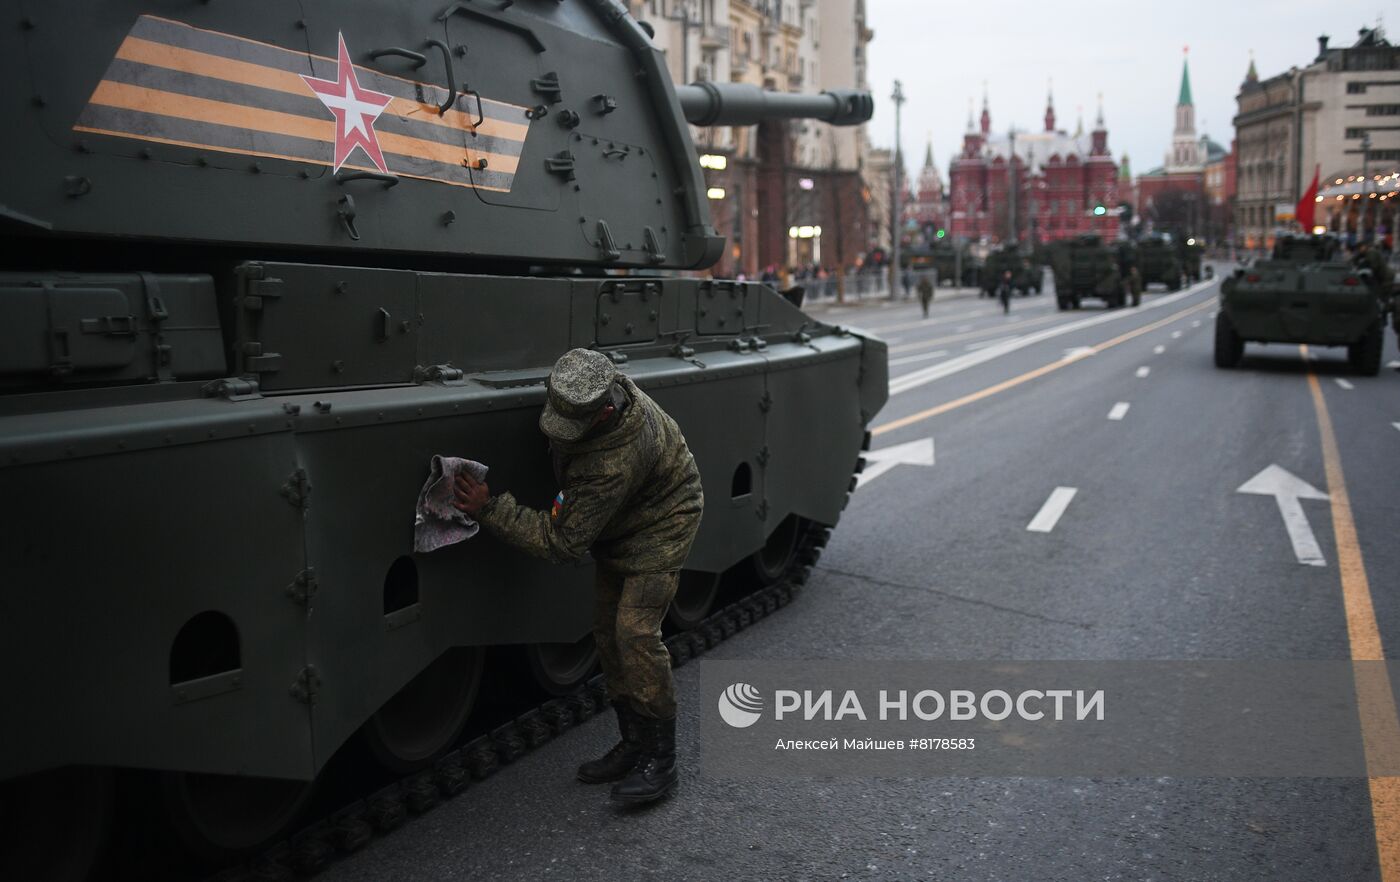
[
  {"left": 1237, "top": 464, "right": 1330, "bottom": 567},
  {"left": 1028, "top": 487, "right": 1078, "bottom": 533},
  {"left": 1063, "top": 346, "right": 1097, "bottom": 360},
  {"left": 1136, "top": 366, "right": 1151, "bottom": 378},
  {"left": 1335, "top": 378, "right": 1354, "bottom": 390},
  {"left": 856, "top": 437, "right": 935, "bottom": 489},
  {"left": 1107, "top": 402, "right": 1130, "bottom": 421},
  {"left": 1154, "top": 345, "right": 1166, "bottom": 354}
]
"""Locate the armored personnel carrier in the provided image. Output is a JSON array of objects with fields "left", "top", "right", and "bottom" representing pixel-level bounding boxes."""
[
  {"left": 1136, "top": 233, "right": 1184, "bottom": 291},
  {"left": 1050, "top": 234, "right": 1126, "bottom": 309},
  {"left": 981, "top": 245, "right": 1042, "bottom": 298},
  {"left": 0, "top": 2, "right": 883, "bottom": 877},
  {"left": 1215, "top": 234, "right": 1389, "bottom": 374}
]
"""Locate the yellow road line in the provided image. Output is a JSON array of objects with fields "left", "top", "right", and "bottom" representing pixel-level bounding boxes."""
[
  {"left": 873, "top": 298, "right": 1215, "bottom": 437},
  {"left": 1303, "top": 348, "right": 1400, "bottom": 880}
]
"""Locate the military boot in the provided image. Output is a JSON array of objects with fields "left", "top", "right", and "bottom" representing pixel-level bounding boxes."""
[
  {"left": 610, "top": 715, "right": 677, "bottom": 803},
  {"left": 577, "top": 702, "right": 642, "bottom": 784}
]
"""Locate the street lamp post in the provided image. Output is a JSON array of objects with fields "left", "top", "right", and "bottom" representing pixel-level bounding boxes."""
[
  {"left": 889, "top": 79, "right": 905, "bottom": 299},
  {"left": 1361, "top": 132, "right": 1372, "bottom": 240}
]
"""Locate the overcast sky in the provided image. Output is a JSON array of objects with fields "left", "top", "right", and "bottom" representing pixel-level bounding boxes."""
[{"left": 863, "top": 0, "right": 1387, "bottom": 180}]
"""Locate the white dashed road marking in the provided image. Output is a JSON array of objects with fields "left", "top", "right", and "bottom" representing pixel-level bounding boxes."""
[
  {"left": 1335, "top": 378, "right": 1355, "bottom": 390},
  {"left": 1154, "top": 345, "right": 1166, "bottom": 354},
  {"left": 1136, "top": 366, "right": 1151, "bottom": 378},
  {"left": 1108, "top": 402, "right": 1131, "bottom": 421},
  {"left": 1171, "top": 330, "right": 1183, "bottom": 339},
  {"left": 1028, "top": 487, "right": 1078, "bottom": 533}
]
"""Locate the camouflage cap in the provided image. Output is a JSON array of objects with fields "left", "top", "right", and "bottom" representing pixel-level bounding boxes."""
[{"left": 539, "top": 348, "right": 618, "bottom": 442}]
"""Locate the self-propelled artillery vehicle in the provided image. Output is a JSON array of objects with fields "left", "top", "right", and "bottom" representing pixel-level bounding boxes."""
[{"left": 0, "top": 2, "right": 885, "bottom": 877}]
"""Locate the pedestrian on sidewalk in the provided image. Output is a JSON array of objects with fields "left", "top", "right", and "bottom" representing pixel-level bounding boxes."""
[{"left": 917, "top": 274, "right": 934, "bottom": 318}]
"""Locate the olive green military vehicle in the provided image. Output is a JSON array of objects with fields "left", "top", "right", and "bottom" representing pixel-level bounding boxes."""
[
  {"left": 1136, "top": 233, "right": 1185, "bottom": 291},
  {"left": 981, "top": 245, "right": 1042, "bottom": 297},
  {"left": 1179, "top": 237, "right": 1208, "bottom": 283},
  {"left": 915, "top": 241, "right": 980, "bottom": 287},
  {"left": 1050, "top": 234, "right": 1127, "bottom": 309},
  {"left": 0, "top": 2, "right": 884, "bottom": 878},
  {"left": 1215, "top": 235, "right": 1390, "bottom": 374}
]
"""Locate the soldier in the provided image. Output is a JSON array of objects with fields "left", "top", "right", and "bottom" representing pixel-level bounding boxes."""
[
  {"left": 453, "top": 349, "right": 704, "bottom": 803},
  {"left": 917, "top": 273, "right": 934, "bottom": 317},
  {"left": 1353, "top": 239, "right": 1395, "bottom": 288},
  {"left": 1128, "top": 266, "right": 1144, "bottom": 307}
]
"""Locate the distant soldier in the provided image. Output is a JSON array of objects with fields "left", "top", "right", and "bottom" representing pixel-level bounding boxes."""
[
  {"left": 902, "top": 270, "right": 914, "bottom": 299},
  {"left": 1128, "top": 266, "right": 1144, "bottom": 307},
  {"left": 454, "top": 349, "right": 704, "bottom": 804},
  {"left": 1354, "top": 239, "right": 1395, "bottom": 288},
  {"left": 996, "top": 269, "right": 1014, "bottom": 314},
  {"left": 917, "top": 274, "right": 934, "bottom": 317}
]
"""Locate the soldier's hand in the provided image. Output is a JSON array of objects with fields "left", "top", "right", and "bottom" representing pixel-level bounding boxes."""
[{"left": 453, "top": 473, "right": 490, "bottom": 516}]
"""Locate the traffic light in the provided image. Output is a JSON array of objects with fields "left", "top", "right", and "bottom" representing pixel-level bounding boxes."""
[
  {"left": 936, "top": 228, "right": 946, "bottom": 239},
  {"left": 1093, "top": 204, "right": 1107, "bottom": 216}
]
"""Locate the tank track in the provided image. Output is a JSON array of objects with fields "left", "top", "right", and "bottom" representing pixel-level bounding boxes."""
[{"left": 199, "top": 489, "right": 855, "bottom": 882}]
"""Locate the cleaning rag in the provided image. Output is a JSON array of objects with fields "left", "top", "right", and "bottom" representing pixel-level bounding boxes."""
[{"left": 413, "top": 455, "right": 489, "bottom": 553}]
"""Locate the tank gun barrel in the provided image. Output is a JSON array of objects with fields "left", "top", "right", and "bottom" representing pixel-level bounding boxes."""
[{"left": 675, "top": 82, "right": 873, "bottom": 127}]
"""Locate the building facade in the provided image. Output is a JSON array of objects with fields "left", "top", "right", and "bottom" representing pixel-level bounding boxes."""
[
  {"left": 1235, "top": 26, "right": 1400, "bottom": 248},
  {"left": 948, "top": 91, "right": 1118, "bottom": 244},
  {"left": 637, "top": 0, "right": 876, "bottom": 277}
]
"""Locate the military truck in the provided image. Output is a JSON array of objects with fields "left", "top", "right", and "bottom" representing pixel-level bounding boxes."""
[
  {"left": 1050, "top": 235, "right": 1127, "bottom": 309},
  {"left": 1215, "top": 234, "right": 1390, "bottom": 374},
  {"left": 981, "top": 245, "right": 1043, "bottom": 297},
  {"left": 0, "top": 3, "right": 884, "bottom": 878},
  {"left": 1137, "top": 233, "right": 1185, "bottom": 291}
]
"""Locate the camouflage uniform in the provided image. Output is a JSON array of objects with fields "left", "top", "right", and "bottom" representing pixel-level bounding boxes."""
[
  {"left": 916, "top": 276, "right": 933, "bottom": 317},
  {"left": 477, "top": 372, "right": 703, "bottom": 719}
]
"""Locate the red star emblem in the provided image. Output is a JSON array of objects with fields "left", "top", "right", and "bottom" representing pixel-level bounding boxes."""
[{"left": 302, "top": 33, "right": 394, "bottom": 173}]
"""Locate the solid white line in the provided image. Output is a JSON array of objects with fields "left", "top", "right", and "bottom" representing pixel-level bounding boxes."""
[
  {"left": 1107, "top": 402, "right": 1131, "bottom": 421},
  {"left": 1170, "top": 330, "right": 1183, "bottom": 339},
  {"left": 1335, "top": 378, "right": 1355, "bottom": 390},
  {"left": 1136, "top": 366, "right": 1151, "bottom": 378},
  {"left": 887, "top": 280, "right": 1214, "bottom": 396},
  {"left": 888, "top": 349, "right": 949, "bottom": 367},
  {"left": 1153, "top": 345, "right": 1166, "bottom": 354},
  {"left": 955, "top": 324, "right": 973, "bottom": 332},
  {"left": 1028, "top": 487, "right": 1078, "bottom": 533}
]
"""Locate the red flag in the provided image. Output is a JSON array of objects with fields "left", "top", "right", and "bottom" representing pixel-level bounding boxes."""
[{"left": 1296, "top": 165, "right": 1320, "bottom": 231}]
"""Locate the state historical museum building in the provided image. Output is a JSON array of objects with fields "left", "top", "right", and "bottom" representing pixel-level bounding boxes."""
[{"left": 949, "top": 91, "right": 1120, "bottom": 244}]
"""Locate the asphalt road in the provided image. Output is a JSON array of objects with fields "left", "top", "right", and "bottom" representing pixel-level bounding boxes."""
[{"left": 320, "top": 267, "right": 1400, "bottom": 882}]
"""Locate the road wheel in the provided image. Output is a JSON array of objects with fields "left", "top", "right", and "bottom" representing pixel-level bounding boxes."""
[
  {"left": 1056, "top": 297, "right": 1068, "bottom": 311},
  {"left": 1213, "top": 313, "right": 1244, "bottom": 368},
  {"left": 1072, "top": 296, "right": 1082, "bottom": 310},
  {"left": 0, "top": 767, "right": 113, "bottom": 882},
  {"left": 361, "top": 646, "right": 485, "bottom": 774},
  {"left": 1348, "top": 324, "right": 1384, "bottom": 376},
  {"left": 666, "top": 570, "right": 720, "bottom": 630},
  {"left": 748, "top": 515, "right": 805, "bottom": 587},
  {"left": 163, "top": 771, "right": 313, "bottom": 861},
  {"left": 526, "top": 635, "right": 599, "bottom": 696}
]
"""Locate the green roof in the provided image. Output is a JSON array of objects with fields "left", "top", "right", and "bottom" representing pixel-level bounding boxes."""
[{"left": 1178, "top": 58, "right": 1193, "bottom": 106}]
